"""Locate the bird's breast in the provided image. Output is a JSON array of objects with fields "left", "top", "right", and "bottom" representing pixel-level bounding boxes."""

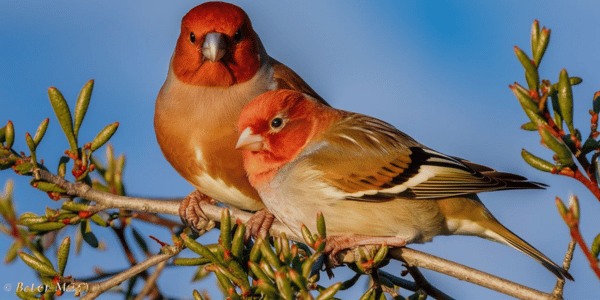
[{"left": 154, "top": 64, "right": 275, "bottom": 210}]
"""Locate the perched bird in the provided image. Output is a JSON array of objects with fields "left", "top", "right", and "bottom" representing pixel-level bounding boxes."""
[
  {"left": 154, "top": 2, "right": 327, "bottom": 232},
  {"left": 236, "top": 89, "right": 573, "bottom": 280}
]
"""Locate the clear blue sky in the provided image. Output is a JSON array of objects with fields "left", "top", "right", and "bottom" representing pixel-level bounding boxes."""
[{"left": 1, "top": 1, "right": 599, "bottom": 299}]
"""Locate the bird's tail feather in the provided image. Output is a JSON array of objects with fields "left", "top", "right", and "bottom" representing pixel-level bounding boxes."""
[{"left": 485, "top": 219, "right": 573, "bottom": 281}]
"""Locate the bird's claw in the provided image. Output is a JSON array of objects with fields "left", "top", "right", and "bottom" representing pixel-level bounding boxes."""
[
  {"left": 179, "top": 190, "right": 217, "bottom": 233},
  {"left": 324, "top": 234, "right": 406, "bottom": 266},
  {"left": 244, "top": 209, "right": 275, "bottom": 240}
]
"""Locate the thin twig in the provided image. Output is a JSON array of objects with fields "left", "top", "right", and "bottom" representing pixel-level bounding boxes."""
[
  {"left": 553, "top": 240, "right": 576, "bottom": 298},
  {"left": 34, "top": 168, "right": 562, "bottom": 299},
  {"left": 135, "top": 259, "right": 168, "bottom": 300},
  {"left": 405, "top": 265, "right": 454, "bottom": 300},
  {"left": 81, "top": 247, "right": 180, "bottom": 300},
  {"left": 387, "top": 248, "right": 552, "bottom": 300}
]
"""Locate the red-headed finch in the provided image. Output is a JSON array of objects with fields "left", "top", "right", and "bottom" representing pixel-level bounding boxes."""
[
  {"left": 236, "top": 89, "right": 573, "bottom": 280},
  {"left": 154, "top": 2, "right": 327, "bottom": 232}
]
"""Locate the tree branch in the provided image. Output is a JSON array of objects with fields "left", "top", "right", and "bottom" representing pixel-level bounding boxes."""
[
  {"left": 80, "top": 247, "right": 180, "bottom": 300},
  {"left": 33, "top": 168, "right": 563, "bottom": 299}
]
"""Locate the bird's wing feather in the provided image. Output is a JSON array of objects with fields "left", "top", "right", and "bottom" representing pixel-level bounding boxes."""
[
  {"left": 307, "top": 113, "right": 544, "bottom": 201},
  {"left": 270, "top": 57, "right": 329, "bottom": 106}
]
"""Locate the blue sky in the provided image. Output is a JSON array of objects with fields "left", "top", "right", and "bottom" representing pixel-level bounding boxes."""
[{"left": 1, "top": 1, "right": 599, "bottom": 299}]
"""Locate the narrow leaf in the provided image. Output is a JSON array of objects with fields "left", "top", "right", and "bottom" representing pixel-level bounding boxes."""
[
  {"left": 317, "top": 282, "right": 342, "bottom": 300},
  {"left": 48, "top": 87, "right": 77, "bottom": 152},
  {"left": 316, "top": 212, "right": 326, "bottom": 238},
  {"left": 90, "top": 122, "right": 119, "bottom": 151},
  {"left": 219, "top": 209, "right": 232, "bottom": 251},
  {"left": 521, "top": 149, "right": 553, "bottom": 172},
  {"left": 74, "top": 80, "right": 94, "bottom": 136},
  {"left": 80, "top": 220, "right": 99, "bottom": 248},
  {"left": 33, "top": 118, "right": 49, "bottom": 146},
  {"left": 274, "top": 271, "right": 294, "bottom": 299},
  {"left": 18, "top": 252, "right": 58, "bottom": 277},
  {"left": 57, "top": 237, "right": 71, "bottom": 275},
  {"left": 5, "top": 121, "right": 14, "bottom": 148},
  {"left": 531, "top": 20, "right": 540, "bottom": 59},
  {"left": 558, "top": 69, "right": 575, "bottom": 134},
  {"left": 4, "top": 242, "right": 19, "bottom": 263},
  {"left": 533, "top": 27, "right": 551, "bottom": 66},
  {"left": 27, "top": 222, "right": 66, "bottom": 232},
  {"left": 593, "top": 91, "right": 600, "bottom": 114},
  {"left": 521, "top": 122, "right": 538, "bottom": 131},
  {"left": 173, "top": 257, "right": 211, "bottom": 266},
  {"left": 131, "top": 227, "right": 149, "bottom": 253},
  {"left": 591, "top": 233, "right": 600, "bottom": 259},
  {"left": 538, "top": 126, "right": 574, "bottom": 166},
  {"left": 514, "top": 46, "right": 539, "bottom": 90}
]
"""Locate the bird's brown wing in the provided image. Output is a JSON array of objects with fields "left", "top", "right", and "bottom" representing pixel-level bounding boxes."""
[
  {"left": 269, "top": 57, "right": 329, "bottom": 106},
  {"left": 307, "top": 112, "right": 545, "bottom": 201}
]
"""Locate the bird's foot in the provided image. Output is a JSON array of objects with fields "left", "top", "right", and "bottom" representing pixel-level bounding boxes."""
[
  {"left": 179, "top": 190, "right": 217, "bottom": 233},
  {"left": 244, "top": 209, "right": 275, "bottom": 240},
  {"left": 324, "top": 235, "right": 406, "bottom": 266}
]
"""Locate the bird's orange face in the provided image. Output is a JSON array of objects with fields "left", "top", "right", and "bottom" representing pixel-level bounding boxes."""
[
  {"left": 236, "top": 90, "right": 317, "bottom": 180},
  {"left": 172, "top": 2, "right": 262, "bottom": 87}
]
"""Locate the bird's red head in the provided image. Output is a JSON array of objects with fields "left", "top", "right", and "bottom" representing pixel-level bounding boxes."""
[
  {"left": 236, "top": 90, "right": 333, "bottom": 183},
  {"left": 172, "top": 2, "right": 263, "bottom": 86}
]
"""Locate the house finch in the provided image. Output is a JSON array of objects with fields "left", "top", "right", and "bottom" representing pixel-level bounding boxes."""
[
  {"left": 236, "top": 89, "right": 572, "bottom": 280},
  {"left": 154, "top": 2, "right": 327, "bottom": 234}
]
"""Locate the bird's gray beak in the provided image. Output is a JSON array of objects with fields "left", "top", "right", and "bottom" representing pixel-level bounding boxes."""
[
  {"left": 236, "top": 127, "right": 264, "bottom": 151},
  {"left": 202, "top": 32, "right": 227, "bottom": 62}
]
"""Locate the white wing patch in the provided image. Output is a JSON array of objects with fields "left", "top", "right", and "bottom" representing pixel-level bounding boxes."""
[{"left": 347, "top": 165, "right": 437, "bottom": 197}]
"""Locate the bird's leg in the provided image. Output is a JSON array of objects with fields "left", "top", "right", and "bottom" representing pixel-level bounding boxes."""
[
  {"left": 244, "top": 209, "right": 275, "bottom": 240},
  {"left": 325, "top": 235, "right": 406, "bottom": 266},
  {"left": 179, "top": 190, "right": 217, "bottom": 233}
]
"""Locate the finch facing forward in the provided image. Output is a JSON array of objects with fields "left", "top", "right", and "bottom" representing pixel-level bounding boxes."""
[
  {"left": 236, "top": 89, "right": 572, "bottom": 280},
  {"left": 154, "top": 2, "right": 327, "bottom": 233}
]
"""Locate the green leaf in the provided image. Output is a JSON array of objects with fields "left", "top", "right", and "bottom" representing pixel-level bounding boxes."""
[
  {"left": 521, "top": 122, "right": 538, "bottom": 131},
  {"left": 181, "top": 233, "right": 219, "bottom": 263},
  {"left": 27, "top": 222, "right": 66, "bottom": 232},
  {"left": 48, "top": 87, "right": 77, "bottom": 152},
  {"left": 4, "top": 242, "right": 19, "bottom": 263},
  {"left": 231, "top": 223, "right": 245, "bottom": 260},
  {"left": 533, "top": 26, "right": 551, "bottom": 66},
  {"left": 57, "top": 237, "right": 71, "bottom": 275},
  {"left": 30, "top": 180, "right": 66, "bottom": 194},
  {"left": 33, "top": 118, "right": 49, "bottom": 146},
  {"left": 538, "top": 126, "right": 574, "bottom": 167},
  {"left": 89, "top": 122, "right": 119, "bottom": 151},
  {"left": 593, "top": 91, "right": 600, "bottom": 114},
  {"left": 317, "top": 282, "right": 342, "bottom": 300},
  {"left": 5, "top": 121, "right": 14, "bottom": 148},
  {"left": 173, "top": 257, "right": 211, "bottom": 266},
  {"left": 531, "top": 20, "right": 540, "bottom": 60},
  {"left": 514, "top": 46, "right": 539, "bottom": 90},
  {"left": 316, "top": 212, "right": 326, "bottom": 238},
  {"left": 131, "top": 226, "right": 149, "bottom": 253},
  {"left": 80, "top": 220, "right": 99, "bottom": 248},
  {"left": 557, "top": 69, "right": 575, "bottom": 134},
  {"left": 61, "top": 201, "right": 90, "bottom": 212},
  {"left": 591, "top": 233, "right": 600, "bottom": 258},
  {"left": 18, "top": 252, "right": 58, "bottom": 277},
  {"left": 550, "top": 94, "right": 564, "bottom": 131},
  {"left": 74, "top": 80, "right": 94, "bottom": 137},
  {"left": 521, "top": 149, "right": 553, "bottom": 173},
  {"left": 274, "top": 271, "right": 294, "bottom": 299},
  {"left": 219, "top": 209, "right": 232, "bottom": 251}
]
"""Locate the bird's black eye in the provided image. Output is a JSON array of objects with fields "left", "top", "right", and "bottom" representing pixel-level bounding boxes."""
[
  {"left": 271, "top": 117, "right": 283, "bottom": 129},
  {"left": 190, "top": 32, "right": 196, "bottom": 43},
  {"left": 233, "top": 29, "right": 242, "bottom": 43}
]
